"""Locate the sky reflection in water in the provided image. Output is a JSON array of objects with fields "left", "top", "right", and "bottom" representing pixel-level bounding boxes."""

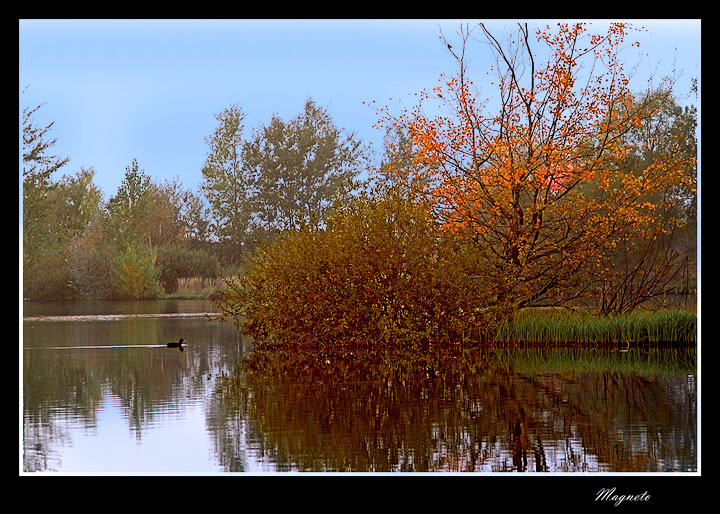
[{"left": 22, "top": 301, "right": 697, "bottom": 473}]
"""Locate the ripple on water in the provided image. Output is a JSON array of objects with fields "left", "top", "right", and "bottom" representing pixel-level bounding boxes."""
[{"left": 23, "top": 312, "right": 220, "bottom": 322}]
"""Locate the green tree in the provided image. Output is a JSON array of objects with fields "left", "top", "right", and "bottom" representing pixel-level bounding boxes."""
[
  {"left": 243, "top": 98, "right": 365, "bottom": 238},
  {"left": 106, "top": 158, "right": 153, "bottom": 247},
  {"left": 201, "top": 105, "right": 253, "bottom": 258},
  {"left": 110, "top": 240, "right": 162, "bottom": 299},
  {"left": 23, "top": 168, "right": 104, "bottom": 300},
  {"left": 22, "top": 90, "right": 70, "bottom": 188},
  {"left": 201, "top": 99, "right": 367, "bottom": 262},
  {"left": 68, "top": 211, "right": 115, "bottom": 299},
  {"left": 68, "top": 178, "right": 208, "bottom": 299},
  {"left": 106, "top": 160, "right": 189, "bottom": 245},
  {"left": 144, "top": 179, "right": 187, "bottom": 248},
  {"left": 55, "top": 167, "right": 104, "bottom": 237},
  {"left": 104, "top": 159, "right": 192, "bottom": 299},
  {"left": 22, "top": 93, "right": 109, "bottom": 299},
  {"left": 178, "top": 188, "right": 212, "bottom": 245},
  {"left": 22, "top": 94, "right": 70, "bottom": 268}
]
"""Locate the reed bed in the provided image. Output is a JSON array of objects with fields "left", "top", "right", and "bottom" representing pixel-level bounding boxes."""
[
  {"left": 493, "top": 308, "right": 696, "bottom": 346},
  {"left": 163, "top": 276, "right": 227, "bottom": 299}
]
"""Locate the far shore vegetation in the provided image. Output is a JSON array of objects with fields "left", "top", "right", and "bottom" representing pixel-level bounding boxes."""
[{"left": 22, "top": 22, "right": 697, "bottom": 349}]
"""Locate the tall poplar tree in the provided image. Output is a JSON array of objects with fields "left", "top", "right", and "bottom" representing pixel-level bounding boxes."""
[
  {"left": 200, "top": 104, "right": 252, "bottom": 258},
  {"left": 242, "top": 98, "right": 365, "bottom": 238},
  {"left": 201, "top": 99, "right": 366, "bottom": 260}
]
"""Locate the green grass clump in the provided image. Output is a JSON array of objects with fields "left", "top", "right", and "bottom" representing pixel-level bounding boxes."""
[{"left": 493, "top": 308, "right": 696, "bottom": 346}]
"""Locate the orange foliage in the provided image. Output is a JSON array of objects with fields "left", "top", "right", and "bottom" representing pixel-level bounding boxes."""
[{"left": 373, "top": 22, "right": 694, "bottom": 308}]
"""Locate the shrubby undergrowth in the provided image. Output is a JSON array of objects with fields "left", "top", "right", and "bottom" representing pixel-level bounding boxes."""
[{"left": 219, "top": 191, "right": 509, "bottom": 347}]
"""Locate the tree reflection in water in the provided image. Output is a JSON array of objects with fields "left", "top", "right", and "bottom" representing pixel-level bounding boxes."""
[{"left": 210, "top": 345, "right": 696, "bottom": 472}]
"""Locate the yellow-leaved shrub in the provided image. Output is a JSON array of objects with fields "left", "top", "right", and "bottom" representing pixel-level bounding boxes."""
[{"left": 219, "top": 191, "right": 506, "bottom": 348}]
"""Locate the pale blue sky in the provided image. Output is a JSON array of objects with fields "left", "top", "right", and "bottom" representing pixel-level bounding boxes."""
[{"left": 19, "top": 19, "right": 701, "bottom": 199}]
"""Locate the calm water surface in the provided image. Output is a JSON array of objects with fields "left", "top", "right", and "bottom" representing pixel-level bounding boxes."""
[{"left": 22, "top": 300, "right": 697, "bottom": 473}]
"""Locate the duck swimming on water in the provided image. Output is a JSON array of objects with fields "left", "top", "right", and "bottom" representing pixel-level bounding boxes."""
[{"left": 167, "top": 338, "right": 184, "bottom": 348}]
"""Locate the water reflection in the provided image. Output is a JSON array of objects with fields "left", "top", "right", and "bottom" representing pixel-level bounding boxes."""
[
  {"left": 212, "top": 346, "right": 696, "bottom": 472},
  {"left": 22, "top": 301, "right": 246, "bottom": 472},
  {"left": 23, "top": 301, "right": 697, "bottom": 473}
]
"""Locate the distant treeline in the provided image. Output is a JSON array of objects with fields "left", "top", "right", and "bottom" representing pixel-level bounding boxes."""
[{"left": 22, "top": 97, "right": 375, "bottom": 300}]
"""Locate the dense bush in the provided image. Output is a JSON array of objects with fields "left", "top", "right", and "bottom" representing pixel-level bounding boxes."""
[
  {"left": 24, "top": 246, "right": 72, "bottom": 300},
  {"left": 156, "top": 245, "right": 221, "bottom": 293},
  {"left": 219, "top": 191, "right": 506, "bottom": 347},
  {"left": 67, "top": 217, "right": 114, "bottom": 299}
]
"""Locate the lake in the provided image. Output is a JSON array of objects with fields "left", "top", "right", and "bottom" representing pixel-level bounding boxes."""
[{"left": 21, "top": 300, "right": 697, "bottom": 473}]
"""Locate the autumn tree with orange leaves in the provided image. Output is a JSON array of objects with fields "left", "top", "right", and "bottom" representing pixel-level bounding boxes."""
[{"left": 375, "top": 22, "right": 696, "bottom": 312}]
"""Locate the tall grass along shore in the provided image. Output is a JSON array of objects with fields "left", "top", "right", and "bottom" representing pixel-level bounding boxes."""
[{"left": 494, "top": 308, "right": 696, "bottom": 347}]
